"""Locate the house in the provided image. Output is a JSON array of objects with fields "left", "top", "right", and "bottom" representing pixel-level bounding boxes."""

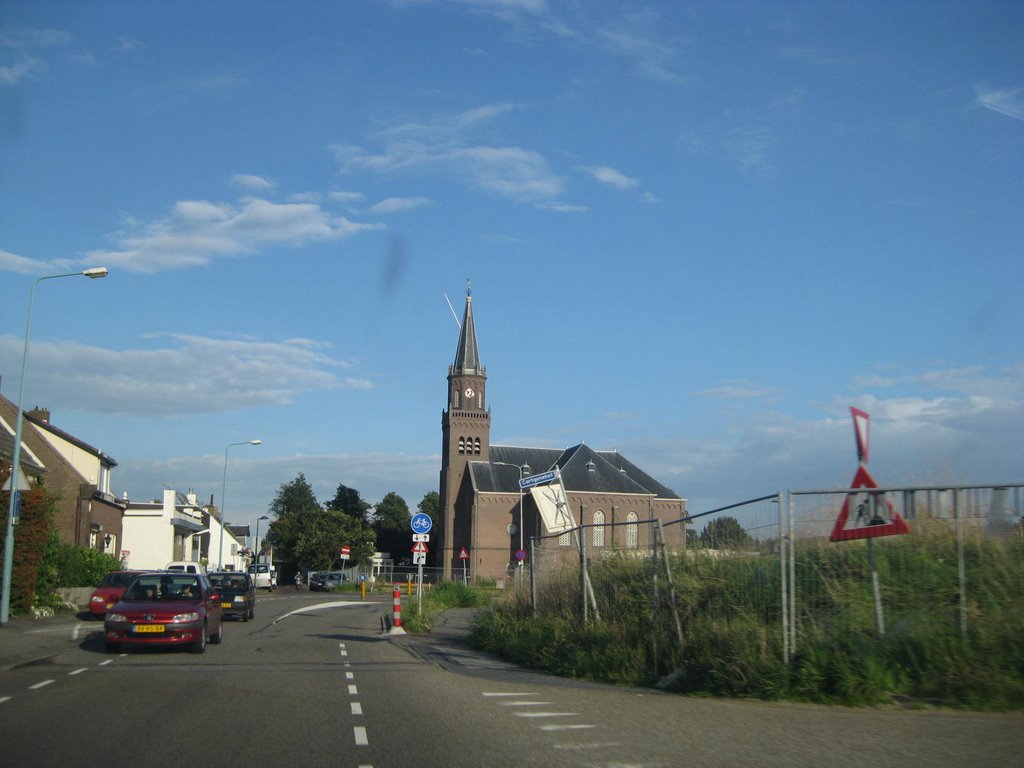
[
  {"left": 0, "top": 396, "right": 126, "bottom": 555},
  {"left": 120, "top": 489, "right": 248, "bottom": 572},
  {"left": 437, "top": 287, "right": 687, "bottom": 581}
]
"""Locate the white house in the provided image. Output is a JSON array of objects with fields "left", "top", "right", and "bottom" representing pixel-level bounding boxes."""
[{"left": 121, "top": 489, "right": 246, "bottom": 571}]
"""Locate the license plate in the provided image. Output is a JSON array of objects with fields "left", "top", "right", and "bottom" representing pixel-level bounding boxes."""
[
  {"left": 133, "top": 624, "right": 165, "bottom": 633},
  {"left": 221, "top": 602, "right": 232, "bottom": 609}
]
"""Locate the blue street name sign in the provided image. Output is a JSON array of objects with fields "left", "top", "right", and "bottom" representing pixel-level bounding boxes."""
[{"left": 519, "top": 470, "right": 556, "bottom": 489}]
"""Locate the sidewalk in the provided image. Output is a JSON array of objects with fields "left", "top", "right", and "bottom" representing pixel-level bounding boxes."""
[{"left": 0, "top": 612, "right": 99, "bottom": 671}]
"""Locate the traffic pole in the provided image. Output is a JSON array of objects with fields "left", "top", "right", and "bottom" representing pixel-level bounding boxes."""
[{"left": 388, "top": 584, "right": 405, "bottom": 635}]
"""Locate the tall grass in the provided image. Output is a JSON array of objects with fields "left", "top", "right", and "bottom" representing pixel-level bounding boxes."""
[{"left": 470, "top": 530, "right": 1024, "bottom": 709}]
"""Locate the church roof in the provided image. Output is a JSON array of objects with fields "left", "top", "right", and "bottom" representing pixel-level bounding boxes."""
[
  {"left": 450, "top": 284, "right": 483, "bottom": 376},
  {"left": 470, "top": 443, "right": 680, "bottom": 500}
]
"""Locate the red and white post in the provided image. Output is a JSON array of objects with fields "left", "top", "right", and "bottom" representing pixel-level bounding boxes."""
[{"left": 389, "top": 584, "right": 405, "bottom": 635}]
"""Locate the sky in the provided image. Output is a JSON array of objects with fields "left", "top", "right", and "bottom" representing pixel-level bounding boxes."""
[{"left": 1, "top": 0, "right": 1022, "bottom": 529}]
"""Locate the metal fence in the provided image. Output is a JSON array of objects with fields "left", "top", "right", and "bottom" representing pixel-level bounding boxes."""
[{"left": 525, "top": 483, "right": 1024, "bottom": 667}]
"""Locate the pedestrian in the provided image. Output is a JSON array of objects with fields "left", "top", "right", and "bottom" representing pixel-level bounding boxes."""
[{"left": 294, "top": 572, "right": 302, "bottom": 590}]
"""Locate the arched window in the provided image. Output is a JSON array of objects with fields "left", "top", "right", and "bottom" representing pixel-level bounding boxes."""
[
  {"left": 626, "top": 511, "right": 639, "bottom": 548},
  {"left": 458, "top": 437, "right": 465, "bottom": 454},
  {"left": 592, "top": 510, "right": 606, "bottom": 547},
  {"left": 474, "top": 437, "right": 481, "bottom": 455}
]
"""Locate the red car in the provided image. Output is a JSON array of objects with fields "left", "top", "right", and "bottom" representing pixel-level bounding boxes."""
[
  {"left": 104, "top": 572, "right": 224, "bottom": 654},
  {"left": 88, "top": 570, "right": 150, "bottom": 618}
]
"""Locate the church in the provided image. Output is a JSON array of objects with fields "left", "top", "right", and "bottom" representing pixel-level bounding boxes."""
[{"left": 436, "top": 286, "right": 687, "bottom": 582}]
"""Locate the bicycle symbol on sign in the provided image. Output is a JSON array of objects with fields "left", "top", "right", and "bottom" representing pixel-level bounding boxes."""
[{"left": 410, "top": 513, "right": 433, "bottom": 534}]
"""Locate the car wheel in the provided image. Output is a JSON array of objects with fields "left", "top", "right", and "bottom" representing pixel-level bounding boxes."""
[
  {"left": 210, "top": 620, "right": 223, "bottom": 645},
  {"left": 249, "top": 606, "right": 255, "bottom": 621},
  {"left": 242, "top": 608, "right": 249, "bottom": 622},
  {"left": 190, "top": 625, "right": 207, "bottom": 654}
]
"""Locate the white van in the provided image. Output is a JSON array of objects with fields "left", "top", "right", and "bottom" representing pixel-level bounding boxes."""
[
  {"left": 166, "top": 561, "right": 207, "bottom": 575},
  {"left": 247, "top": 562, "right": 276, "bottom": 590}
]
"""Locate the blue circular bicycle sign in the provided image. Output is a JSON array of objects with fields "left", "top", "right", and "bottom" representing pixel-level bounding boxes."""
[{"left": 410, "top": 513, "right": 433, "bottom": 534}]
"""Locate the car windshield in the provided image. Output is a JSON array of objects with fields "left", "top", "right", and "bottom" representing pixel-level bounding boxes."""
[
  {"left": 100, "top": 572, "right": 139, "bottom": 588},
  {"left": 124, "top": 575, "right": 202, "bottom": 602},
  {"left": 210, "top": 574, "right": 248, "bottom": 590}
]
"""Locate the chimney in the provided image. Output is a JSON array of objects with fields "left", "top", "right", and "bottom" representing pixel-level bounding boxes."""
[{"left": 28, "top": 407, "right": 50, "bottom": 423}]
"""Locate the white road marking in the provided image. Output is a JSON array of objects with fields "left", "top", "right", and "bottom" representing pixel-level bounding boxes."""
[
  {"left": 99, "top": 659, "right": 113, "bottom": 666},
  {"left": 499, "top": 701, "right": 550, "bottom": 706},
  {"left": 346, "top": 671, "right": 355, "bottom": 679},
  {"left": 514, "top": 712, "right": 578, "bottom": 718},
  {"left": 29, "top": 680, "right": 54, "bottom": 690},
  {"left": 353, "top": 726, "right": 369, "bottom": 746},
  {"left": 68, "top": 668, "right": 88, "bottom": 676},
  {"left": 553, "top": 741, "right": 623, "bottom": 751},
  {"left": 351, "top": 702, "right": 363, "bottom": 715},
  {"left": 348, "top": 684, "right": 358, "bottom": 695},
  {"left": 482, "top": 692, "right": 539, "bottom": 697},
  {"left": 72, "top": 623, "right": 82, "bottom": 641},
  {"left": 539, "top": 724, "right": 597, "bottom": 731},
  {"left": 272, "top": 601, "right": 372, "bottom": 624},
  {"left": 0, "top": 696, "right": 11, "bottom": 704}
]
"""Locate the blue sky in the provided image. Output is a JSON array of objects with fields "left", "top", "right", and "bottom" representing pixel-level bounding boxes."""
[{"left": 1, "top": 1, "right": 1021, "bottom": 527}]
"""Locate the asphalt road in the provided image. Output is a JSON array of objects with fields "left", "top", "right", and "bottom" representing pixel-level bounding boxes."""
[{"left": 0, "top": 591, "right": 1021, "bottom": 767}]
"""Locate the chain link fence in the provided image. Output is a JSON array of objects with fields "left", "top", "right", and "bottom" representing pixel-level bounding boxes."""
[{"left": 525, "top": 483, "right": 1024, "bottom": 672}]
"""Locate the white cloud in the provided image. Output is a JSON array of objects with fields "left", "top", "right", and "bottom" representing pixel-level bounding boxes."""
[
  {"left": 0, "top": 332, "right": 371, "bottom": 417},
  {"left": 332, "top": 103, "right": 574, "bottom": 208},
  {"left": 369, "top": 196, "right": 434, "bottom": 214},
  {"left": 975, "top": 85, "right": 1024, "bottom": 122},
  {"left": 75, "top": 197, "right": 382, "bottom": 273},
  {"left": 580, "top": 164, "right": 640, "bottom": 191},
  {"left": 230, "top": 174, "right": 276, "bottom": 191},
  {"left": 0, "top": 248, "right": 51, "bottom": 275}
]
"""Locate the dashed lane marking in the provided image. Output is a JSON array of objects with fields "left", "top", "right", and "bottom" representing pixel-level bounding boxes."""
[
  {"left": 29, "top": 680, "right": 54, "bottom": 690},
  {"left": 68, "top": 668, "right": 87, "bottom": 676},
  {"left": 351, "top": 702, "right": 363, "bottom": 715},
  {"left": 539, "top": 724, "right": 597, "bottom": 731},
  {"left": 354, "top": 726, "right": 369, "bottom": 746},
  {"left": 513, "top": 711, "right": 578, "bottom": 718},
  {"left": 348, "top": 684, "right": 358, "bottom": 695}
]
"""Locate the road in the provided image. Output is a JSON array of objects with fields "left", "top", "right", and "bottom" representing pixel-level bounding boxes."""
[{"left": 0, "top": 590, "right": 1021, "bottom": 767}]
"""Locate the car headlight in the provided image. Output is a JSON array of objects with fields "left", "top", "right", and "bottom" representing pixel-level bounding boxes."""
[
  {"left": 91, "top": 595, "right": 105, "bottom": 604},
  {"left": 106, "top": 612, "right": 127, "bottom": 623},
  {"left": 170, "top": 612, "right": 199, "bottom": 623}
]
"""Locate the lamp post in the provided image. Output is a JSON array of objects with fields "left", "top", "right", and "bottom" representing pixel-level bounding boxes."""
[
  {"left": 218, "top": 440, "right": 261, "bottom": 569},
  {"left": 2, "top": 267, "right": 109, "bottom": 626},
  {"left": 253, "top": 515, "right": 270, "bottom": 567},
  {"left": 492, "top": 461, "right": 531, "bottom": 571}
]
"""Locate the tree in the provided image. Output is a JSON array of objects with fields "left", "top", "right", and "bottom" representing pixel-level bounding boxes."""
[
  {"left": 698, "top": 516, "right": 753, "bottom": 549},
  {"left": 372, "top": 491, "right": 411, "bottom": 562},
  {"left": 417, "top": 491, "right": 439, "bottom": 520},
  {"left": 292, "top": 508, "right": 374, "bottom": 571},
  {"left": 326, "top": 483, "right": 372, "bottom": 523},
  {"left": 266, "top": 474, "right": 323, "bottom": 575}
]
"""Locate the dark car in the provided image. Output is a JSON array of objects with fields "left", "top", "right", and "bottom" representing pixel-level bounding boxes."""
[
  {"left": 208, "top": 571, "right": 256, "bottom": 621},
  {"left": 311, "top": 571, "right": 344, "bottom": 592},
  {"left": 88, "top": 570, "right": 150, "bottom": 618},
  {"left": 104, "top": 572, "right": 223, "bottom": 654}
]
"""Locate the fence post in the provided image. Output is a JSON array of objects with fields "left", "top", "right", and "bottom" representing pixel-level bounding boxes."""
[
  {"left": 954, "top": 489, "right": 968, "bottom": 645},
  {"left": 779, "top": 491, "right": 789, "bottom": 665},
  {"left": 529, "top": 536, "right": 537, "bottom": 617},
  {"left": 656, "top": 519, "right": 685, "bottom": 649}
]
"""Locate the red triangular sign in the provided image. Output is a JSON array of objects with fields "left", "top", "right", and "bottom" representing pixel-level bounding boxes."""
[
  {"left": 830, "top": 466, "right": 911, "bottom": 542},
  {"left": 458, "top": 546, "right": 470, "bottom": 560}
]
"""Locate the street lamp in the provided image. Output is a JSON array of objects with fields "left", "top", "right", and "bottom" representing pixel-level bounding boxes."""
[
  {"left": 253, "top": 515, "right": 270, "bottom": 567},
  {"left": 218, "top": 440, "right": 261, "bottom": 569},
  {"left": 2, "top": 267, "right": 109, "bottom": 626},
  {"left": 492, "top": 461, "right": 531, "bottom": 569}
]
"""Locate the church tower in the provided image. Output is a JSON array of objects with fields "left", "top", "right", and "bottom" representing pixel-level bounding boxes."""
[{"left": 438, "top": 283, "right": 490, "bottom": 578}]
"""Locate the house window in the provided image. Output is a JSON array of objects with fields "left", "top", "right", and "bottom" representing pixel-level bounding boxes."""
[
  {"left": 626, "top": 512, "right": 639, "bottom": 548},
  {"left": 593, "top": 510, "right": 605, "bottom": 547}
]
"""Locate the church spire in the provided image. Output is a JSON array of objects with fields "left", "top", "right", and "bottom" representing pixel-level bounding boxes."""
[{"left": 451, "top": 279, "right": 483, "bottom": 376}]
